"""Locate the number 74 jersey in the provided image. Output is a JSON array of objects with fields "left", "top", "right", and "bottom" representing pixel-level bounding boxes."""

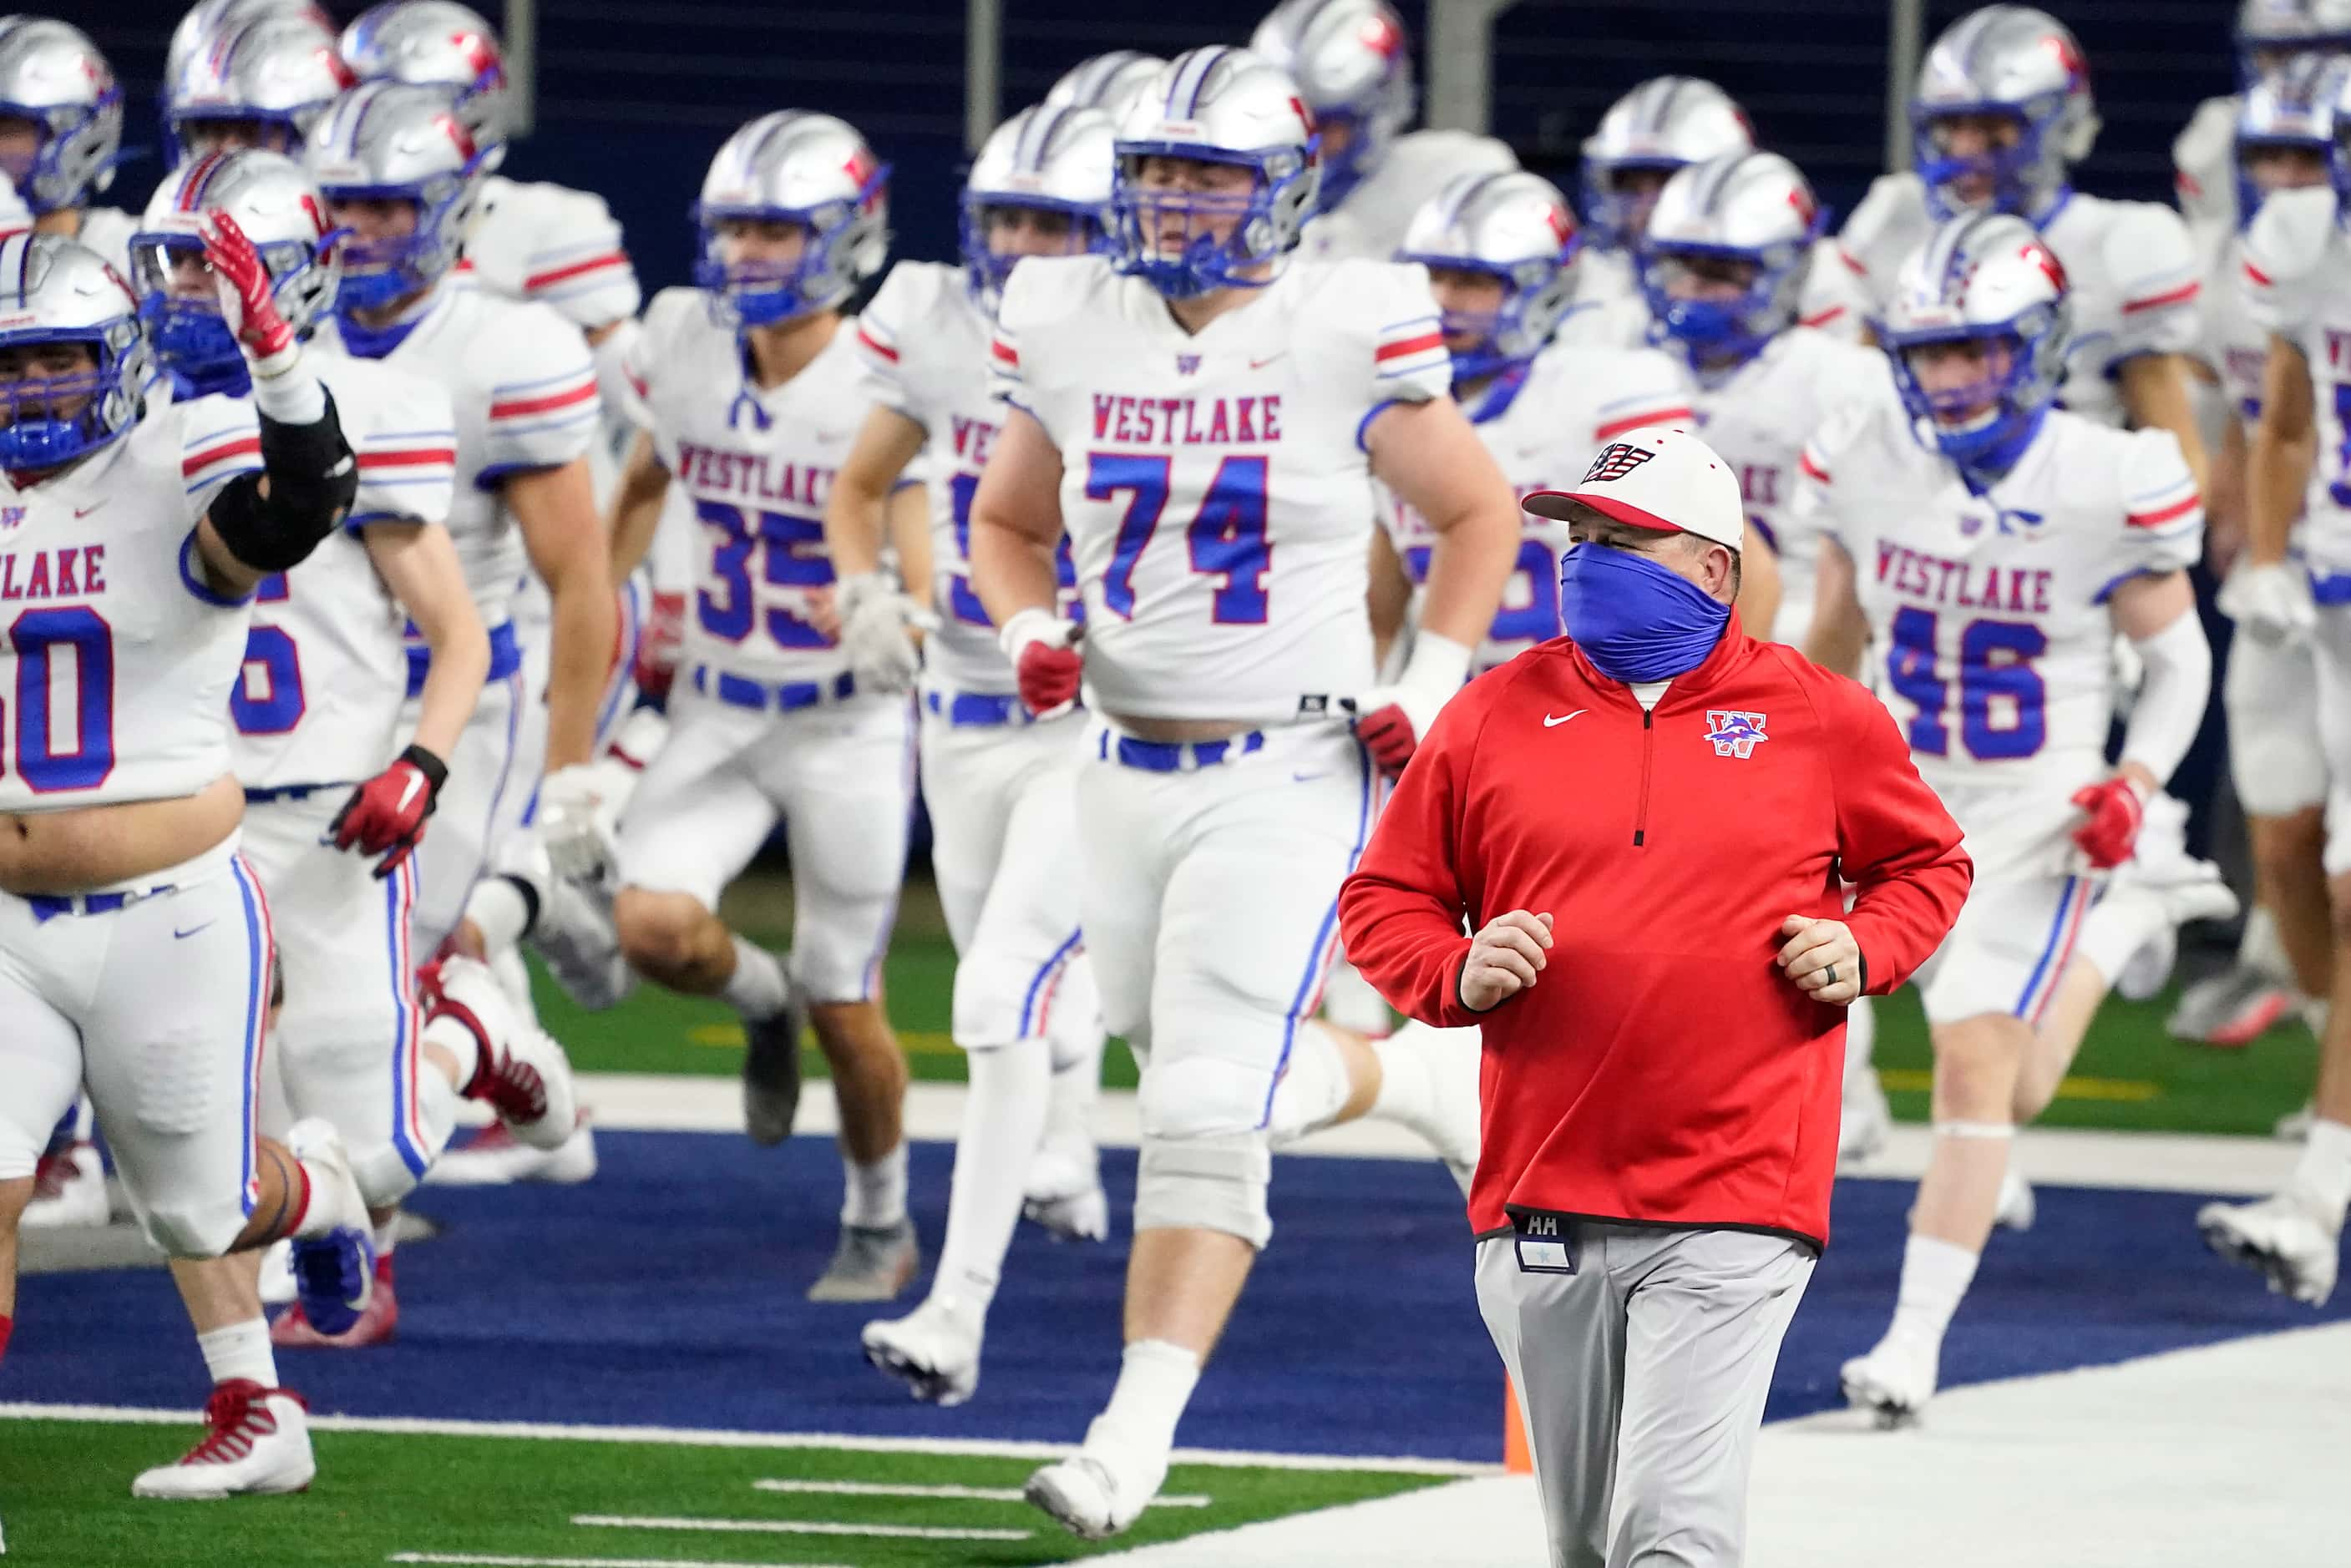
[{"left": 1791, "top": 398, "right": 2202, "bottom": 797}]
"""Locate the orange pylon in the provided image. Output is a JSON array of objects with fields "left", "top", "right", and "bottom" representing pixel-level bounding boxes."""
[{"left": 1504, "top": 1379, "right": 1533, "bottom": 1474}]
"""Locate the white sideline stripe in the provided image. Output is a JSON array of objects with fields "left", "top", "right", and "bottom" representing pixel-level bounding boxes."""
[
  {"left": 567, "top": 1075, "right": 2306, "bottom": 1196},
  {"left": 575, "top": 1513, "right": 1030, "bottom": 1542},
  {"left": 752, "top": 1477, "right": 1209, "bottom": 1506},
  {"left": 0, "top": 1403, "right": 1492, "bottom": 1475},
  {"left": 391, "top": 1555, "right": 854, "bottom": 1568}
]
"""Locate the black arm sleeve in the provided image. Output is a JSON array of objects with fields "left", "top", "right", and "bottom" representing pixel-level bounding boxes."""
[{"left": 205, "top": 387, "right": 361, "bottom": 574}]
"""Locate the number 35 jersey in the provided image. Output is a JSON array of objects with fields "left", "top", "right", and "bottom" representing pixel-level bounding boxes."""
[
  {"left": 0, "top": 397, "right": 266, "bottom": 812},
  {"left": 1792, "top": 399, "right": 2202, "bottom": 799},
  {"left": 228, "top": 356, "right": 459, "bottom": 791},
  {"left": 626, "top": 286, "right": 884, "bottom": 688},
  {"left": 993, "top": 255, "right": 1453, "bottom": 723}
]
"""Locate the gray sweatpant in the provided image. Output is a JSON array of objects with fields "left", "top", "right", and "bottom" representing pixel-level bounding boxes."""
[{"left": 1474, "top": 1222, "right": 1815, "bottom": 1568}]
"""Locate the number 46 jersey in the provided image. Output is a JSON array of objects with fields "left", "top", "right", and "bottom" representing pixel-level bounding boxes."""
[
  {"left": 993, "top": 255, "right": 1453, "bottom": 723},
  {"left": 1792, "top": 398, "right": 2202, "bottom": 800}
]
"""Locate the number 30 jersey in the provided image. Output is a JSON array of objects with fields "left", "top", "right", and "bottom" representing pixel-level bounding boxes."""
[
  {"left": 1379, "top": 337, "right": 1692, "bottom": 672},
  {"left": 228, "top": 356, "right": 459, "bottom": 791},
  {"left": 0, "top": 397, "right": 265, "bottom": 812},
  {"left": 1792, "top": 399, "right": 2202, "bottom": 799},
  {"left": 626, "top": 286, "right": 884, "bottom": 689},
  {"left": 993, "top": 255, "right": 1454, "bottom": 723}
]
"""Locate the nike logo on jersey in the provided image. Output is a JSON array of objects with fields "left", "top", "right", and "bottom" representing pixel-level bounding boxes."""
[
  {"left": 174, "top": 922, "right": 214, "bottom": 940},
  {"left": 1543, "top": 711, "right": 1587, "bottom": 728},
  {"left": 73, "top": 502, "right": 104, "bottom": 518},
  {"left": 1249, "top": 353, "right": 1289, "bottom": 370}
]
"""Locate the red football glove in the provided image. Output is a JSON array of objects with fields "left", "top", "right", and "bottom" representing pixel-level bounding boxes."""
[
  {"left": 1342, "top": 699, "right": 1417, "bottom": 778},
  {"left": 200, "top": 210, "right": 296, "bottom": 373},
  {"left": 2069, "top": 775, "right": 2148, "bottom": 870},
  {"left": 1000, "top": 608, "right": 1083, "bottom": 717},
  {"left": 635, "top": 589, "right": 685, "bottom": 701},
  {"left": 330, "top": 746, "right": 448, "bottom": 878}
]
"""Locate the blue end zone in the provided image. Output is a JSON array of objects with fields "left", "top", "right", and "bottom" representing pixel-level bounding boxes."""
[{"left": 11, "top": 1132, "right": 2346, "bottom": 1463}]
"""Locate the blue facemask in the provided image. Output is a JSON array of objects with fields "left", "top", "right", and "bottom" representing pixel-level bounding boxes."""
[{"left": 1557, "top": 542, "right": 1730, "bottom": 683}]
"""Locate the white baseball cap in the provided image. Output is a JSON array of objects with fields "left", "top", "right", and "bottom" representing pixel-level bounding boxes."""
[{"left": 1523, "top": 425, "right": 1745, "bottom": 551}]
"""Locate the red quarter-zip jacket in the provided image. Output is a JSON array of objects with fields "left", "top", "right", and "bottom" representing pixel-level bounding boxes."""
[{"left": 1338, "top": 618, "right": 1970, "bottom": 1251}]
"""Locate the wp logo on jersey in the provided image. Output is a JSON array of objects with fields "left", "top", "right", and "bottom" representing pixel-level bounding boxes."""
[
  {"left": 1704, "top": 710, "right": 1768, "bottom": 760},
  {"left": 1582, "top": 443, "right": 1655, "bottom": 484}
]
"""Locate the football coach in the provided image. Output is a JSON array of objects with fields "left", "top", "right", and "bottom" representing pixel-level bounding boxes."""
[{"left": 1338, "top": 427, "right": 1972, "bottom": 1567}]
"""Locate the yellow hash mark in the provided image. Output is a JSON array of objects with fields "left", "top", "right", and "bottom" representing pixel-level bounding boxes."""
[
  {"left": 686, "top": 1023, "right": 958, "bottom": 1056},
  {"left": 1877, "top": 1068, "right": 2159, "bottom": 1102}
]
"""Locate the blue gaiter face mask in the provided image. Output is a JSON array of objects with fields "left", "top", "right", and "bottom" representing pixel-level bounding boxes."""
[{"left": 1557, "top": 542, "right": 1731, "bottom": 683}]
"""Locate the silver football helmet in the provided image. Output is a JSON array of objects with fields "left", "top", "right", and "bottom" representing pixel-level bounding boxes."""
[
  {"left": 2239, "top": 52, "right": 2341, "bottom": 223},
  {"left": 164, "top": 13, "right": 352, "bottom": 166},
  {"left": 2238, "top": 0, "right": 2351, "bottom": 83},
  {"left": 1640, "top": 151, "right": 1825, "bottom": 377},
  {"left": 167, "top": 0, "right": 332, "bottom": 89},
  {"left": 1249, "top": 0, "right": 1414, "bottom": 211},
  {"left": 0, "top": 231, "right": 149, "bottom": 470},
  {"left": 1580, "top": 76, "right": 1752, "bottom": 250},
  {"left": 0, "top": 18, "right": 121, "bottom": 215},
  {"left": 306, "top": 80, "right": 486, "bottom": 314},
  {"left": 341, "top": 2, "right": 512, "bottom": 168},
  {"left": 962, "top": 104, "right": 1117, "bottom": 311},
  {"left": 1912, "top": 6, "right": 2099, "bottom": 221},
  {"left": 1044, "top": 51, "right": 1168, "bottom": 124},
  {"left": 1112, "top": 47, "right": 1321, "bottom": 299},
  {"left": 694, "top": 111, "right": 889, "bottom": 327},
  {"left": 1879, "top": 210, "right": 2071, "bottom": 473},
  {"left": 133, "top": 149, "right": 340, "bottom": 397},
  {"left": 1396, "top": 170, "right": 1578, "bottom": 381}
]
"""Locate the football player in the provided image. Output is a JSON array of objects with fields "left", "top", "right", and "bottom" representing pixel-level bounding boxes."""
[
  {"left": 2173, "top": 59, "right": 2341, "bottom": 1050},
  {"left": 968, "top": 48, "right": 1518, "bottom": 1537},
  {"left": 160, "top": 10, "right": 349, "bottom": 166},
  {"left": 304, "top": 81, "right": 616, "bottom": 958},
  {"left": 1044, "top": 50, "right": 1168, "bottom": 122},
  {"left": 1249, "top": 0, "right": 1516, "bottom": 263},
  {"left": 1800, "top": 215, "right": 2215, "bottom": 1423},
  {"left": 1639, "top": 148, "right": 1905, "bottom": 1156},
  {"left": 836, "top": 102, "right": 1118, "bottom": 1406},
  {"left": 0, "top": 228, "right": 374, "bottom": 1491},
  {"left": 2175, "top": 1, "right": 2351, "bottom": 270},
  {"left": 2194, "top": 64, "right": 2351, "bottom": 1308},
  {"left": 0, "top": 18, "right": 132, "bottom": 271},
  {"left": 605, "top": 110, "right": 920, "bottom": 1302}
]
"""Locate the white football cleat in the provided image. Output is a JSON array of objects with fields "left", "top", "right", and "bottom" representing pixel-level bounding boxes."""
[
  {"left": 428, "top": 955, "right": 580, "bottom": 1152},
  {"left": 1024, "top": 1140, "right": 1110, "bottom": 1243},
  {"left": 131, "top": 1381, "right": 314, "bottom": 1499},
  {"left": 1842, "top": 1333, "right": 1941, "bottom": 1429},
  {"left": 2277, "top": 1100, "right": 2317, "bottom": 1142},
  {"left": 861, "top": 1294, "right": 984, "bottom": 1406},
  {"left": 1995, "top": 1167, "right": 2036, "bottom": 1232},
  {"left": 425, "top": 1115, "right": 599, "bottom": 1186},
  {"left": 1025, "top": 1446, "right": 1162, "bottom": 1542},
  {"left": 20, "top": 1141, "right": 109, "bottom": 1229},
  {"left": 1838, "top": 1075, "right": 1892, "bottom": 1162},
  {"left": 2105, "top": 797, "right": 2241, "bottom": 999},
  {"left": 2198, "top": 1187, "right": 2343, "bottom": 1306}
]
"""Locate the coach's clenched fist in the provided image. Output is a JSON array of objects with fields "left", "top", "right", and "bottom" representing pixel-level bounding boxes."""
[
  {"left": 1459, "top": 910, "right": 1554, "bottom": 1012},
  {"left": 1776, "top": 914, "right": 1862, "bottom": 1006}
]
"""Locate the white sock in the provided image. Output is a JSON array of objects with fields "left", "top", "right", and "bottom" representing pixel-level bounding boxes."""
[
  {"left": 2071, "top": 885, "right": 2165, "bottom": 989},
  {"left": 424, "top": 1011, "right": 482, "bottom": 1090},
  {"left": 1843, "top": 994, "right": 1878, "bottom": 1093},
  {"left": 842, "top": 1143, "right": 909, "bottom": 1229},
  {"left": 1264, "top": 1020, "right": 1353, "bottom": 1141},
  {"left": 1084, "top": 1338, "right": 1201, "bottom": 1466},
  {"left": 372, "top": 1216, "right": 399, "bottom": 1261},
  {"left": 934, "top": 1042, "right": 1051, "bottom": 1313},
  {"left": 2293, "top": 1118, "right": 2351, "bottom": 1222},
  {"left": 197, "top": 1318, "right": 278, "bottom": 1389},
  {"left": 1886, "top": 1233, "right": 1979, "bottom": 1348},
  {"left": 722, "top": 938, "right": 789, "bottom": 1021}
]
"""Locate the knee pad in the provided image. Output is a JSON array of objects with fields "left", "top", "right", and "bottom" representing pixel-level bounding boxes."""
[
  {"left": 131, "top": 1191, "right": 243, "bottom": 1260},
  {"left": 1134, "top": 1130, "right": 1272, "bottom": 1248},
  {"left": 952, "top": 938, "right": 1082, "bottom": 1050},
  {"left": 1138, "top": 1052, "right": 1274, "bottom": 1142},
  {"left": 793, "top": 925, "right": 881, "bottom": 1007}
]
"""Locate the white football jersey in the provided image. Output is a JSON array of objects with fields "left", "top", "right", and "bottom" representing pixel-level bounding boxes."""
[
  {"left": 1835, "top": 176, "right": 2203, "bottom": 427},
  {"left": 625, "top": 286, "right": 884, "bottom": 687},
  {"left": 2242, "top": 185, "right": 2351, "bottom": 582},
  {"left": 2209, "top": 231, "right": 2273, "bottom": 426},
  {"left": 1379, "top": 338, "right": 1692, "bottom": 671},
  {"left": 1793, "top": 399, "right": 2202, "bottom": 797},
  {"left": 314, "top": 285, "right": 600, "bottom": 633},
  {"left": 461, "top": 174, "right": 641, "bottom": 331},
  {"left": 1682, "top": 326, "right": 1899, "bottom": 645},
  {"left": 0, "top": 397, "right": 263, "bottom": 812},
  {"left": 994, "top": 255, "right": 1453, "bottom": 723},
  {"left": 2174, "top": 94, "right": 2242, "bottom": 275},
  {"left": 1298, "top": 129, "right": 1518, "bottom": 262},
  {"left": 1573, "top": 240, "right": 1870, "bottom": 348},
  {"left": 855, "top": 259, "right": 1055, "bottom": 696},
  {"left": 229, "top": 357, "right": 459, "bottom": 790}
]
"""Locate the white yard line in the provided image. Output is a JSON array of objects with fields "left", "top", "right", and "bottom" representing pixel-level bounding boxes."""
[
  {"left": 0, "top": 1402, "right": 1488, "bottom": 1475},
  {"left": 750, "top": 1477, "right": 1208, "bottom": 1506},
  {"left": 573, "top": 1513, "right": 1029, "bottom": 1542},
  {"left": 390, "top": 1555, "right": 853, "bottom": 1568},
  {"left": 568, "top": 1075, "right": 2302, "bottom": 1196}
]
